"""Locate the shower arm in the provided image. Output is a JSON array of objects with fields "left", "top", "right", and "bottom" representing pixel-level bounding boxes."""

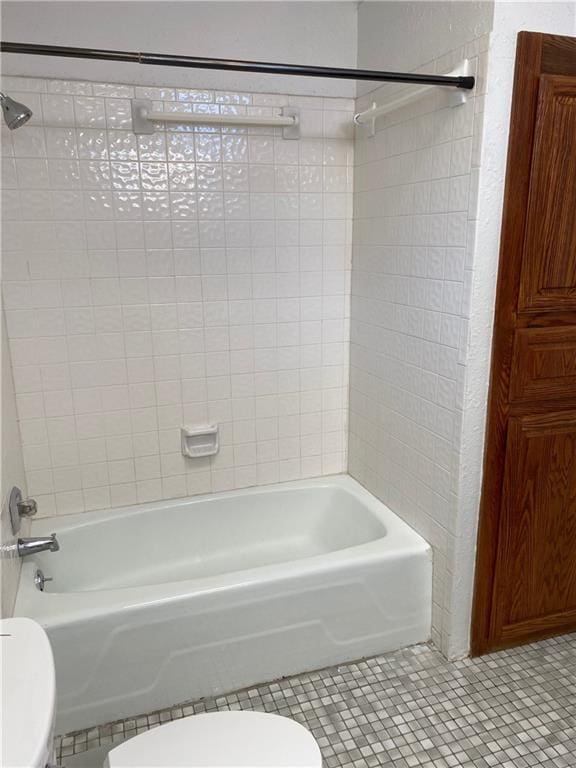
[{"left": 0, "top": 41, "right": 475, "bottom": 90}]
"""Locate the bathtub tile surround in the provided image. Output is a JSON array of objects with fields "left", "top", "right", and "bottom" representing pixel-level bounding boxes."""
[
  {"left": 348, "top": 37, "right": 489, "bottom": 653},
  {"left": 57, "top": 633, "right": 576, "bottom": 768},
  {"left": 1, "top": 75, "right": 353, "bottom": 516},
  {"left": 1, "top": 317, "right": 28, "bottom": 616}
]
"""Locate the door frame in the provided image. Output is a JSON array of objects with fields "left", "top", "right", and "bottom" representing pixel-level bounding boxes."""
[{"left": 471, "top": 31, "right": 576, "bottom": 655}]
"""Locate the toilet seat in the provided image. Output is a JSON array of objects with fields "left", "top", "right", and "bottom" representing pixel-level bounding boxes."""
[{"left": 104, "top": 711, "right": 322, "bottom": 767}]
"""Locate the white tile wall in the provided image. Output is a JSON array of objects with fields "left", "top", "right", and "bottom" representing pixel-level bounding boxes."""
[
  {"left": 1, "top": 310, "right": 29, "bottom": 617},
  {"left": 1, "top": 75, "right": 354, "bottom": 517},
  {"left": 348, "top": 38, "right": 489, "bottom": 653}
]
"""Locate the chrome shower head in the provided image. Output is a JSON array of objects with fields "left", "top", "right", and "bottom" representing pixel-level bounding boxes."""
[{"left": 0, "top": 92, "right": 33, "bottom": 130}]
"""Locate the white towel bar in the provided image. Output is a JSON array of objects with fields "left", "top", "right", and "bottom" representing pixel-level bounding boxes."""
[
  {"left": 354, "top": 60, "right": 471, "bottom": 135},
  {"left": 132, "top": 100, "right": 300, "bottom": 138}
]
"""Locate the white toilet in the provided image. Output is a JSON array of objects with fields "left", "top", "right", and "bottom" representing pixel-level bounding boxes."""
[{"left": 2, "top": 617, "right": 322, "bottom": 768}]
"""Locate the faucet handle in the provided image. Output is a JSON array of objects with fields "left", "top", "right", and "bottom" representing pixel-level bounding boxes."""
[{"left": 16, "top": 497, "right": 37, "bottom": 518}]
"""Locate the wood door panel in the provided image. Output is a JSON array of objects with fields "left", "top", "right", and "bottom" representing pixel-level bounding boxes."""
[
  {"left": 542, "top": 35, "right": 576, "bottom": 75},
  {"left": 472, "top": 33, "right": 576, "bottom": 655},
  {"left": 519, "top": 76, "right": 576, "bottom": 311},
  {"left": 492, "top": 413, "right": 576, "bottom": 636},
  {"left": 500, "top": 607, "right": 576, "bottom": 645},
  {"left": 510, "top": 326, "right": 576, "bottom": 401}
]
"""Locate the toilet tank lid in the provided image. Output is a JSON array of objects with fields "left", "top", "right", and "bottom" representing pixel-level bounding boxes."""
[
  {"left": 1, "top": 617, "right": 56, "bottom": 768},
  {"left": 105, "top": 711, "right": 322, "bottom": 767}
]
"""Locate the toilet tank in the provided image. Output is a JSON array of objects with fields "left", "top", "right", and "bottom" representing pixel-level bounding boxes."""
[{"left": 1, "top": 617, "right": 56, "bottom": 768}]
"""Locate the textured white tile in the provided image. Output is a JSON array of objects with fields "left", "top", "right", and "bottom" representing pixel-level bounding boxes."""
[
  {"left": 348, "top": 41, "right": 485, "bottom": 652},
  {"left": 3, "top": 74, "right": 353, "bottom": 516}
]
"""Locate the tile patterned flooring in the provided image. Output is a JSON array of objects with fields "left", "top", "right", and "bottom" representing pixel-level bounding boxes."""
[{"left": 56, "top": 633, "right": 576, "bottom": 767}]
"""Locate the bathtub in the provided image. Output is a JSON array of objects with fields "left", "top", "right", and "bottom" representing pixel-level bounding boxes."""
[{"left": 15, "top": 475, "right": 431, "bottom": 734}]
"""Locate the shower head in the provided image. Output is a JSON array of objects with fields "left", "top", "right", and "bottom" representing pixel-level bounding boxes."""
[{"left": 0, "top": 92, "right": 32, "bottom": 130}]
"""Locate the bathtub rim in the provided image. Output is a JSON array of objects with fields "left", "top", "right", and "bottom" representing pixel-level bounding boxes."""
[{"left": 29, "top": 474, "right": 399, "bottom": 536}]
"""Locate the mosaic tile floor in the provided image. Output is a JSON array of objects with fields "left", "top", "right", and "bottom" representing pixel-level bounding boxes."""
[{"left": 56, "top": 633, "right": 576, "bottom": 767}]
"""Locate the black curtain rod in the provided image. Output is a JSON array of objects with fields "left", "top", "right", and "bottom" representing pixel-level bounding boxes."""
[{"left": 0, "top": 41, "right": 475, "bottom": 89}]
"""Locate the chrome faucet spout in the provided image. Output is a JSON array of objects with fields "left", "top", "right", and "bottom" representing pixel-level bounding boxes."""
[{"left": 17, "top": 533, "right": 59, "bottom": 557}]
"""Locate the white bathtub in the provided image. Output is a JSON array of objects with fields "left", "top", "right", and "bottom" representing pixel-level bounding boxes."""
[{"left": 15, "top": 475, "right": 431, "bottom": 734}]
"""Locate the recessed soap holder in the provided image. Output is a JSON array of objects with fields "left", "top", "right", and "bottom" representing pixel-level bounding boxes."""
[{"left": 181, "top": 424, "right": 219, "bottom": 458}]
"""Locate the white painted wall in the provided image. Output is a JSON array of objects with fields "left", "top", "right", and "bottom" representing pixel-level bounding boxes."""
[
  {"left": 447, "top": 0, "right": 576, "bottom": 659},
  {"left": 0, "top": 1, "right": 358, "bottom": 97},
  {"left": 356, "top": 0, "right": 494, "bottom": 95}
]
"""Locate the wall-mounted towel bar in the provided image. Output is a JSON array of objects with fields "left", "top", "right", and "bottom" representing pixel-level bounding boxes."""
[
  {"left": 354, "top": 60, "right": 472, "bottom": 135},
  {"left": 131, "top": 100, "right": 300, "bottom": 138}
]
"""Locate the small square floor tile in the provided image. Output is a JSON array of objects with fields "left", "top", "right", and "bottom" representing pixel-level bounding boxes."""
[{"left": 56, "top": 633, "right": 576, "bottom": 768}]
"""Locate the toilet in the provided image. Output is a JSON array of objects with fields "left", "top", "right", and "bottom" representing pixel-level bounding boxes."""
[
  {"left": 2, "top": 617, "right": 322, "bottom": 768},
  {"left": 104, "top": 711, "right": 321, "bottom": 767}
]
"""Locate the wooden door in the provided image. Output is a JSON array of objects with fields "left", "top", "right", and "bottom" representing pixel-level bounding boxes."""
[{"left": 472, "top": 32, "right": 576, "bottom": 654}]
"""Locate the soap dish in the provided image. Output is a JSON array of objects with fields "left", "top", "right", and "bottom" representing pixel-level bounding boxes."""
[{"left": 181, "top": 424, "right": 219, "bottom": 458}]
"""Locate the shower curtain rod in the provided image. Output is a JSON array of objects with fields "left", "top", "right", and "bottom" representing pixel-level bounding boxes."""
[{"left": 0, "top": 41, "right": 475, "bottom": 89}]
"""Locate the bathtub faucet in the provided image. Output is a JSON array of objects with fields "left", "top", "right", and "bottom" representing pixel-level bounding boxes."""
[{"left": 17, "top": 533, "right": 59, "bottom": 557}]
